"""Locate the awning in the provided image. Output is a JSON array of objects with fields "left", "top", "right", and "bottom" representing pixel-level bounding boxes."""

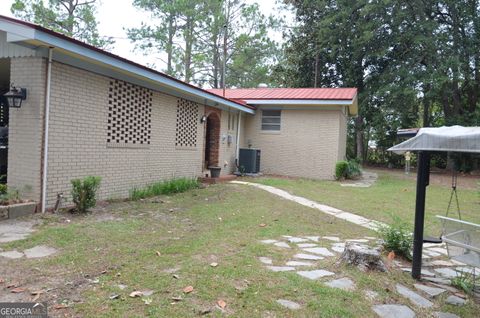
[{"left": 388, "top": 126, "right": 480, "bottom": 154}]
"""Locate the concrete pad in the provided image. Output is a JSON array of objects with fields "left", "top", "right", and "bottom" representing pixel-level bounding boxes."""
[
  {"left": 396, "top": 284, "right": 433, "bottom": 308},
  {"left": 325, "top": 277, "right": 355, "bottom": 291},
  {"left": 273, "top": 242, "right": 291, "bottom": 248},
  {"left": 285, "top": 260, "right": 315, "bottom": 267},
  {"left": 266, "top": 266, "right": 295, "bottom": 272},
  {"left": 302, "top": 247, "right": 334, "bottom": 257},
  {"left": 413, "top": 284, "right": 446, "bottom": 298},
  {"left": 0, "top": 250, "right": 24, "bottom": 259},
  {"left": 434, "top": 268, "right": 459, "bottom": 279},
  {"left": 434, "top": 312, "right": 460, "bottom": 318},
  {"left": 276, "top": 299, "right": 301, "bottom": 310},
  {"left": 445, "top": 295, "right": 466, "bottom": 306},
  {"left": 297, "top": 243, "right": 317, "bottom": 248},
  {"left": 293, "top": 253, "right": 324, "bottom": 261},
  {"left": 259, "top": 257, "right": 272, "bottom": 265},
  {"left": 323, "top": 236, "right": 340, "bottom": 242},
  {"left": 296, "top": 269, "right": 335, "bottom": 280},
  {"left": 24, "top": 245, "right": 57, "bottom": 258},
  {"left": 372, "top": 304, "right": 416, "bottom": 318},
  {"left": 0, "top": 220, "right": 37, "bottom": 243}
]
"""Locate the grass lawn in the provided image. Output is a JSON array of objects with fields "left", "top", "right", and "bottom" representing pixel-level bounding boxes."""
[
  {"left": 253, "top": 170, "right": 480, "bottom": 236},
  {"left": 0, "top": 179, "right": 479, "bottom": 317}
]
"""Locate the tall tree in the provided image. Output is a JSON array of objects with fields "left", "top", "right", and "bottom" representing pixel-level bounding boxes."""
[{"left": 11, "top": 0, "right": 113, "bottom": 48}]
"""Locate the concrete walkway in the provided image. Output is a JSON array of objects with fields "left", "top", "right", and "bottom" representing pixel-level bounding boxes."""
[{"left": 230, "top": 181, "right": 384, "bottom": 230}]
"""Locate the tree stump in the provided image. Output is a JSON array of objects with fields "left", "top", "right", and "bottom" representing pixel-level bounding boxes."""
[{"left": 339, "top": 242, "right": 387, "bottom": 272}]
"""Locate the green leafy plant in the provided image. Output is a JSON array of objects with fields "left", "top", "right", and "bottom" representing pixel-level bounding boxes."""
[
  {"left": 335, "top": 159, "right": 362, "bottom": 180},
  {"left": 452, "top": 271, "right": 476, "bottom": 295},
  {"left": 129, "top": 178, "right": 199, "bottom": 200},
  {"left": 0, "top": 184, "right": 7, "bottom": 195},
  {"left": 377, "top": 216, "right": 413, "bottom": 260},
  {"left": 335, "top": 161, "right": 349, "bottom": 180},
  {"left": 71, "top": 176, "right": 102, "bottom": 213}
]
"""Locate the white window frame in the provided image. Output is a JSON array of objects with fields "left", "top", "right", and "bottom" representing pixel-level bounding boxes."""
[{"left": 261, "top": 110, "right": 281, "bottom": 131}]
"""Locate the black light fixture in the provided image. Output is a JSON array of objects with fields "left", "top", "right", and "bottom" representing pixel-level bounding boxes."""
[
  {"left": 200, "top": 115, "right": 207, "bottom": 124},
  {"left": 4, "top": 85, "right": 27, "bottom": 108}
]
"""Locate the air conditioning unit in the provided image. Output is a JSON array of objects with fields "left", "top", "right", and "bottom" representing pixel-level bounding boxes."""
[{"left": 239, "top": 148, "right": 261, "bottom": 173}]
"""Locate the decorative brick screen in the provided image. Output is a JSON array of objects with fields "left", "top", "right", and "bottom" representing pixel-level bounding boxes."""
[
  {"left": 107, "top": 80, "right": 152, "bottom": 147},
  {"left": 175, "top": 98, "right": 199, "bottom": 148}
]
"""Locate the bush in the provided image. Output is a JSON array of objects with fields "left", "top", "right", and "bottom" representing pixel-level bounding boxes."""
[
  {"left": 0, "top": 184, "right": 7, "bottom": 195},
  {"left": 335, "top": 160, "right": 362, "bottom": 180},
  {"left": 71, "top": 176, "right": 102, "bottom": 213},
  {"left": 377, "top": 217, "right": 413, "bottom": 260},
  {"left": 129, "top": 177, "right": 199, "bottom": 200}
]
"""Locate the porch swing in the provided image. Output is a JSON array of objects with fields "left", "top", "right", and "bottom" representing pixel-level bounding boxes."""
[{"left": 389, "top": 126, "right": 480, "bottom": 279}]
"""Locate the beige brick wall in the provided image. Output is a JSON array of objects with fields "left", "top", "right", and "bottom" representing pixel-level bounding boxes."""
[
  {"left": 8, "top": 57, "right": 46, "bottom": 201},
  {"left": 218, "top": 111, "right": 239, "bottom": 175},
  {"left": 338, "top": 108, "right": 348, "bottom": 161},
  {"left": 243, "top": 108, "right": 344, "bottom": 179},
  {"left": 45, "top": 62, "right": 206, "bottom": 207}
]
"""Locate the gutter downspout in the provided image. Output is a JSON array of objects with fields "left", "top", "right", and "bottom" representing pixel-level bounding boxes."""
[
  {"left": 235, "top": 112, "right": 241, "bottom": 166},
  {"left": 41, "top": 47, "right": 53, "bottom": 213}
]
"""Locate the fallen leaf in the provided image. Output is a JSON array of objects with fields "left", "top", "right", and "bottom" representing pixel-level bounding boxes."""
[
  {"left": 53, "top": 304, "right": 68, "bottom": 310},
  {"left": 32, "top": 294, "right": 40, "bottom": 302},
  {"left": 210, "top": 262, "right": 218, "bottom": 267},
  {"left": 183, "top": 286, "right": 194, "bottom": 294},
  {"left": 156, "top": 251, "right": 161, "bottom": 257},
  {"left": 129, "top": 291, "right": 143, "bottom": 298},
  {"left": 11, "top": 287, "right": 25, "bottom": 293},
  {"left": 259, "top": 223, "right": 267, "bottom": 227},
  {"left": 217, "top": 299, "right": 227, "bottom": 309},
  {"left": 387, "top": 251, "right": 395, "bottom": 261}
]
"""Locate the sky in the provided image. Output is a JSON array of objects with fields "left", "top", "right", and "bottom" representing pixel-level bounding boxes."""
[{"left": 0, "top": 0, "right": 291, "bottom": 72}]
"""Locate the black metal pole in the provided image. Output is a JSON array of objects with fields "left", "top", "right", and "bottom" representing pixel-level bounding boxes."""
[{"left": 412, "top": 151, "right": 430, "bottom": 279}]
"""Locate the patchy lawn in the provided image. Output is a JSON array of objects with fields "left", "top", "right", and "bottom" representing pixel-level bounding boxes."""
[
  {"left": 253, "top": 169, "right": 480, "bottom": 236},
  {"left": 0, "top": 180, "right": 478, "bottom": 317}
]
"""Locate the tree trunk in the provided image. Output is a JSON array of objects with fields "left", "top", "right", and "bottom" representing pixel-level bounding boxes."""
[
  {"left": 355, "top": 115, "right": 364, "bottom": 161},
  {"left": 184, "top": 16, "right": 193, "bottom": 83},
  {"left": 166, "top": 13, "right": 175, "bottom": 76}
]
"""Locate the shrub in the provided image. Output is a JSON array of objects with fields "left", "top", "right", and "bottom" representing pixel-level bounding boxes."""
[
  {"left": 71, "top": 176, "right": 102, "bottom": 213},
  {"left": 335, "top": 161, "right": 349, "bottom": 180},
  {"left": 335, "top": 159, "right": 362, "bottom": 180},
  {"left": 377, "top": 217, "right": 413, "bottom": 260},
  {"left": 0, "top": 184, "right": 7, "bottom": 195},
  {"left": 129, "top": 177, "right": 199, "bottom": 200}
]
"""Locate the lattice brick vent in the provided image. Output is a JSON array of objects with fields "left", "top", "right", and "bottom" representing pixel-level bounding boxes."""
[
  {"left": 175, "top": 98, "right": 198, "bottom": 148},
  {"left": 107, "top": 80, "right": 152, "bottom": 146}
]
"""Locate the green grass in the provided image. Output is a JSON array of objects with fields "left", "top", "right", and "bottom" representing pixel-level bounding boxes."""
[
  {"left": 1, "top": 179, "right": 479, "bottom": 317},
  {"left": 129, "top": 177, "right": 200, "bottom": 200},
  {"left": 253, "top": 171, "right": 480, "bottom": 236}
]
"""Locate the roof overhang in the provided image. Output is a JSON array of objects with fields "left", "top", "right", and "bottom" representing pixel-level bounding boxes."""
[{"left": 0, "top": 16, "right": 255, "bottom": 114}]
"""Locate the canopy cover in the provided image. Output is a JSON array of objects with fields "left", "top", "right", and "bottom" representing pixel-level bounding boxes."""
[{"left": 388, "top": 126, "right": 480, "bottom": 154}]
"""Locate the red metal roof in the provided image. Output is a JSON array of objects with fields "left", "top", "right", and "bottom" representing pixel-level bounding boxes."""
[{"left": 207, "top": 88, "right": 357, "bottom": 100}]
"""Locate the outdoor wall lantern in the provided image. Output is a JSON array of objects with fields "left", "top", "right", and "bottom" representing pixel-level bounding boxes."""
[
  {"left": 4, "top": 85, "right": 27, "bottom": 108},
  {"left": 200, "top": 115, "right": 207, "bottom": 124}
]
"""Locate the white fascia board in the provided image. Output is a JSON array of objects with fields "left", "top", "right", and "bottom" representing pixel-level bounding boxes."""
[
  {"left": 0, "top": 20, "right": 35, "bottom": 42},
  {"left": 11, "top": 24, "right": 254, "bottom": 114},
  {"left": 243, "top": 99, "right": 353, "bottom": 106}
]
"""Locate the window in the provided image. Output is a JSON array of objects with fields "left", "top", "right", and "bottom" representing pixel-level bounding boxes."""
[
  {"left": 107, "top": 80, "right": 152, "bottom": 147},
  {"left": 261, "top": 110, "right": 281, "bottom": 131}
]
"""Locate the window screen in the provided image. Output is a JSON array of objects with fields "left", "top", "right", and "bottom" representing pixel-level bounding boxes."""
[
  {"left": 261, "top": 110, "right": 281, "bottom": 131},
  {"left": 175, "top": 98, "right": 199, "bottom": 148}
]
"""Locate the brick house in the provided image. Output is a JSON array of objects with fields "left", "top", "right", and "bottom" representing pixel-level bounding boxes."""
[{"left": 0, "top": 16, "right": 357, "bottom": 212}]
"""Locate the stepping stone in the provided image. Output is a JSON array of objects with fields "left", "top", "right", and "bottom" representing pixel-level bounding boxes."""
[
  {"left": 365, "top": 290, "right": 379, "bottom": 301},
  {"left": 305, "top": 236, "right": 320, "bottom": 242},
  {"left": 293, "top": 253, "right": 324, "bottom": 261},
  {"left": 276, "top": 299, "right": 301, "bottom": 310},
  {"left": 287, "top": 237, "right": 309, "bottom": 243},
  {"left": 297, "top": 269, "right": 335, "bottom": 280},
  {"left": 396, "top": 284, "right": 433, "bottom": 308},
  {"left": 422, "top": 276, "right": 451, "bottom": 285},
  {"left": 297, "top": 243, "right": 317, "bottom": 248},
  {"left": 400, "top": 268, "right": 435, "bottom": 277},
  {"left": 266, "top": 266, "right": 295, "bottom": 272},
  {"left": 455, "top": 266, "right": 480, "bottom": 275},
  {"left": 434, "top": 268, "right": 459, "bottom": 279},
  {"left": 424, "top": 260, "right": 457, "bottom": 267},
  {"left": 325, "top": 277, "right": 355, "bottom": 291},
  {"left": 423, "top": 250, "right": 441, "bottom": 257},
  {"left": 372, "top": 304, "right": 416, "bottom": 318},
  {"left": 260, "top": 239, "right": 278, "bottom": 244},
  {"left": 413, "top": 284, "right": 446, "bottom": 298},
  {"left": 302, "top": 247, "right": 334, "bottom": 257},
  {"left": 286, "top": 260, "right": 315, "bottom": 267},
  {"left": 24, "top": 245, "right": 57, "bottom": 258},
  {"left": 445, "top": 295, "right": 466, "bottom": 306},
  {"left": 0, "top": 250, "right": 24, "bottom": 259},
  {"left": 274, "top": 242, "right": 291, "bottom": 248},
  {"left": 423, "top": 242, "right": 444, "bottom": 248},
  {"left": 434, "top": 312, "right": 460, "bottom": 318},
  {"left": 332, "top": 246, "right": 345, "bottom": 253},
  {"left": 323, "top": 236, "right": 340, "bottom": 242},
  {"left": 259, "top": 257, "right": 273, "bottom": 265},
  {"left": 428, "top": 247, "right": 448, "bottom": 255},
  {"left": 346, "top": 239, "right": 369, "bottom": 243},
  {"left": 429, "top": 282, "right": 458, "bottom": 293}
]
